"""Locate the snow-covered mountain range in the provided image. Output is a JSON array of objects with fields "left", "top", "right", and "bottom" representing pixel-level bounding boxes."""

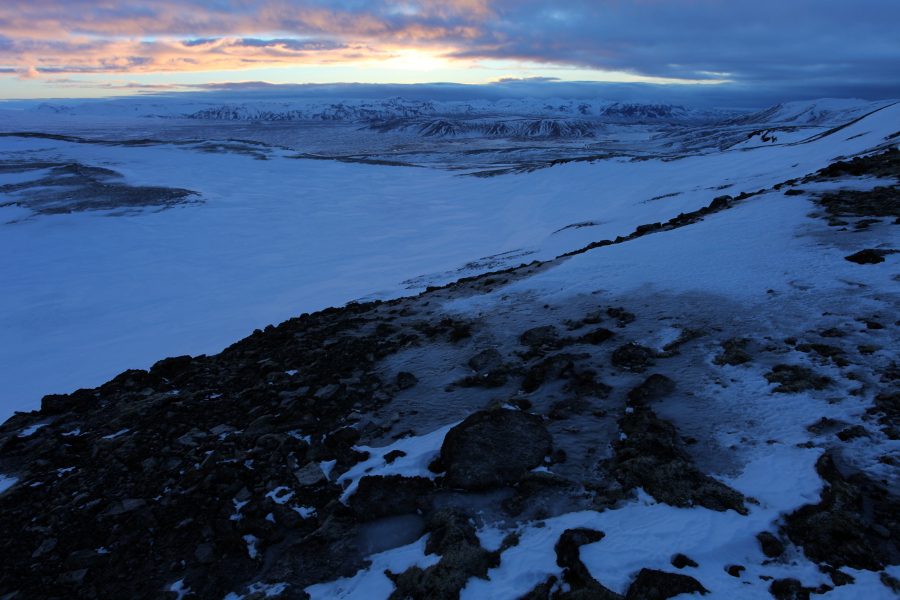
[{"left": 31, "top": 97, "right": 736, "bottom": 124}]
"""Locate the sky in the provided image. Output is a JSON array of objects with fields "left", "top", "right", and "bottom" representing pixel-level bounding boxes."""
[{"left": 1, "top": 0, "right": 899, "bottom": 107}]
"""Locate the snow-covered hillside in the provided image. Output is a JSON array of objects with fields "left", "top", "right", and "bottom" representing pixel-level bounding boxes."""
[
  {"left": 724, "top": 98, "right": 898, "bottom": 127},
  {"left": 1, "top": 98, "right": 900, "bottom": 600}
]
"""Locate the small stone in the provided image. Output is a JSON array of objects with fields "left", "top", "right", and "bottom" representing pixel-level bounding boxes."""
[
  {"left": 520, "top": 325, "right": 559, "bottom": 347},
  {"left": 872, "top": 524, "right": 891, "bottom": 538},
  {"left": 837, "top": 425, "right": 868, "bottom": 441},
  {"left": 844, "top": 249, "right": 898, "bottom": 265},
  {"left": 756, "top": 531, "right": 785, "bottom": 558},
  {"left": 384, "top": 450, "right": 407, "bottom": 464},
  {"left": 625, "top": 568, "right": 709, "bottom": 600},
  {"left": 397, "top": 372, "right": 419, "bottom": 390},
  {"left": 31, "top": 537, "right": 57, "bottom": 558},
  {"left": 195, "top": 543, "right": 216, "bottom": 564},
  {"left": 726, "top": 564, "right": 745, "bottom": 577},
  {"left": 294, "top": 462, "right": 326, "bottom": 486},
  {"left": 671, "top": 553, "right": 698, "bottom": 569},
  {"left": 468, "top": 349, "right": 503, "bottom": 372}
]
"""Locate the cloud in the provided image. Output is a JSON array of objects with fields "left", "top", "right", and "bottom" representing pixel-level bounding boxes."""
[
  {"left": 16, "top": 66, "right": 41, "bottom": 80},
  {"left": 0, "top": 1, "right": 898, "bottom": 100}
]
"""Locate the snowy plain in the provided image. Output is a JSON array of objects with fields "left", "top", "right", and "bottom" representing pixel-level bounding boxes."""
[{"left": 1, "top": 101, "right": 897, "bottom": 420}]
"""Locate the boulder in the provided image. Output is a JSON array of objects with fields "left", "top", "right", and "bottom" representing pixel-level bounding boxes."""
[{"left": 440, "top": 410, "right": 552, "bottom": 490}]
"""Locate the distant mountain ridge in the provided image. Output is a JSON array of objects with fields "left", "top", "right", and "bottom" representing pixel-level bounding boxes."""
[{"left": 32, "top": 97, "right": 738, "bottom": 124}]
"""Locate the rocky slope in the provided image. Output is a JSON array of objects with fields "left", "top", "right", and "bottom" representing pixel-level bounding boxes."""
[{"left": 1, "top": 147, "right": 899, "bottom": 600}]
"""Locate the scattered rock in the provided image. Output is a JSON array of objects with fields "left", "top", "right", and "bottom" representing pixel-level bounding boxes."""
[
  {"left": 757, "top": 532, "right": 785, "bottom": 558},
  {"left": 386, "top": 508, "right": 500, "bottom": 600},
  {"left": 522, "top": 354, "right": 575, "bottom": 393},
  {"left": 764, "top": 365, "right": 831, "bottom": 393},
  {"left": 520, "top": 326, "right": 559, "bottom": 347},
  {"left": 836, "top": 425, "right": 869, "bottom": 442},
  {"left": 671, "top": 554, "right": 698, "bottom": 569},
  {"left": 783, "top": 454, "right": 900, "bottom": 571},
  {"left": 819, "top": 328, "right": 846, "bottom": 338},
  {"left": 627, "top": 374, "right": 676, "bottom": 405},
  {"left": 614, "top": 407, "right": 747, "bottom": 514},
  {"left": 384, "top": 449, "right": 406, "bottom": 464},
  {"left": 726, "top": 564, "right": 745, "bottom": 577},
  {"left": 440, "top": 410, "right": 553, "bottom": 491},
  {"left": 397, "top": 372, "right": 419, "bottom": 390},
  {"left": 625, "top": 568, "right": 708, "bottom": 600},
  {"left": 295, "top": 462, "right": 327, "bottom": 486},
  {"left": 579, "top": 327, "right": 615, "bottom": 345},
  {"left": 468, "top": 349, "right": 503, "bottom": 372},
  {"left": 348, "top": 475, "right": 434, "bottom": 522},
  {"left": 844, "top": 249, "right": 899, "bottom": 265},
  {"left": 548, "top": 397, "right": 592, "bottom": 420},
  {"left": 611, "top": 343, "right": 656, "bottom": 372},
  {"left": 713, "top": 337, "right": 752, "bottom": 366}
]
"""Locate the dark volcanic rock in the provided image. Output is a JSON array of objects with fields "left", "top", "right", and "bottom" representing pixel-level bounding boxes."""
[
  {"left": 349, "top": 475, "right": 435, "bottom": 522},
  {"left": 518, "top": 528, "right": 623, "bottom": 600},
  {"left": 671, "top": 554, "right": 698, "bottom": 569},
  {"left": 611, "top": 343, "right": 656, "bottom": 372},
  {"left": 397, "top": 371, "right": 419, "bottom": 390},
  {"left": 625, "top": 568, "right": 708, "bottom": 600},
  {"left": 522, "top": 354, "right": 576, "bottom": 393},
  {"left": 614, "top": 407, "right": 747, "bottom": 514},
  {"left": 0, "top": 297, "right": 407, "bottom": 599},
  {"left": 520, "top": 325, "right": 559, "bottom": 347},
  {"left": 548, "top": 397, "right": 592, "bottom": 420},
  {"left": 844, "top": 249, "right": 898, "bottom": 265},
  {"left": 627, "top": 374, "right": 676, "bottom": 405},
  {"left": 440, "top": 410, "right": 553, "bottom": 491},
  {"left": 554, "top": 528, "right": 623, "bottom": 599},
  {"left": 386, "top": 508, "right": 501, "bottom": 600},
  {"left": 783, "top": 454, "right": 900, "bottom": 571},
  {"left": 757, "top": 531, "right": 785, "bottom": 558},
  {"left": 712, "top": 337, "right": 752, "bottom": 366},
  {"left": 768, "top": 578, "right": 819, "bottom": 600},
  {"left": 764, "top": 364, "right": 831, "bottom": 393},
  {"left": 579, "top": 327, "right": 615, "bottom": 345},
  {"left": 468, "top": 348, "right": 503, "bottom": 372}
]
